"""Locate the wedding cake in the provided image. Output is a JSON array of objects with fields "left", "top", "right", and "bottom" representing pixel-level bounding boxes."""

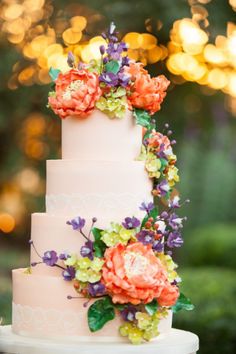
[{"left": 11, "top": 23, "right": 194, "bottom": 345}]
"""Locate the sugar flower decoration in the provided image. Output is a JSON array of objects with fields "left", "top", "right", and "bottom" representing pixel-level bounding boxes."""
[
  {"left": 102, "top": 242, "right": 169, "bottom": 305},
  {"left": 48, "top": 69, "right": 101, "bottom": 119}
]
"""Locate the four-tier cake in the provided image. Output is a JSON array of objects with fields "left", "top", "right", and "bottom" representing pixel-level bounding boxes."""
[{"left": 11, "top": 23, "right": 193, "bottom": 345}]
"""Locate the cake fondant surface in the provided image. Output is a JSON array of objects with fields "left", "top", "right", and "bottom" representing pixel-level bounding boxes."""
[
  {"left": 46, "top": 160, "right": 151, "bottom": 216},
  {"left": 62, "top": 109, "right": 142, "bottom": 161}
]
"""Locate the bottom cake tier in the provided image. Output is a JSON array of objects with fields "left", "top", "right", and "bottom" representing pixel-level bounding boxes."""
[{"left": 12, "top": 268, "right": 173, "bottom": 341}]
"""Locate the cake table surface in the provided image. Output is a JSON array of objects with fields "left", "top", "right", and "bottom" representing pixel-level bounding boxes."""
[{"left": 0, "top": 326, "right": 199, "bottom": 354}]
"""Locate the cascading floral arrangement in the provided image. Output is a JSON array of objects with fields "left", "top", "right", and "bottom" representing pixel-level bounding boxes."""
[
  {"left": 30, "top": 23, "right": 194, "bottom": 344},
  {"left": 47, "top": 22, "right": 169, "bottom": 121}
]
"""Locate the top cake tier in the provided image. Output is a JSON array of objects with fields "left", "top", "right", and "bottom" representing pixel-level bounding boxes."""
[{"left": 61, "top": 109, "right": 142, "bottom": 161}]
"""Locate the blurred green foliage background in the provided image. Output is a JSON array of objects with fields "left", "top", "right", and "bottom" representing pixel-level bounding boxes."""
[{"left": 1, "top": 1, "right": 236, "bottom": 353}]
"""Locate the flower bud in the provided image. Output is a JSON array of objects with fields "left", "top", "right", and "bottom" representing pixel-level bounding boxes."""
[{"left": 99, "top": 45, "right": 105, "bottom": 55}]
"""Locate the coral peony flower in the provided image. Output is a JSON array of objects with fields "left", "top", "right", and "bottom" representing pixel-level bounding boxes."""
[
  {"left": 48, "top": 69, "right": 101, "bottom": 119},
  {"left": 128, "top": 73, "right": 170, "bottom": 115},
  {"left": 124, "top": 62, "right": 148, "bottom": 81},
  {"left": 102, "top": 242, "right": 168, "bottom": 305},
  {"left": 148, "top": 131, "right": 171, "bottom": 150},
  {"left": 157, "top": 282, "right": 179, "bottom": 307}
]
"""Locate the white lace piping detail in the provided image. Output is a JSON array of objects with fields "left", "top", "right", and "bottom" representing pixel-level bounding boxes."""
[
  {"left": 12, "top": 303, "right": 121, "bottom": 340},
  {"left": 46, "top": 193, "right": 147, "bottom": 216}
]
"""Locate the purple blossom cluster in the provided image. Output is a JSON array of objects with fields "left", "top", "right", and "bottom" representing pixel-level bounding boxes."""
[
  {"left": 136, "top": 199, "right": 188, "bottom": 251},
  {"left": 122, "top": 217, "right": 140, "bottom": 229},
  {"left": 99, "top": 22, "right": 131, "bottom": 87}
]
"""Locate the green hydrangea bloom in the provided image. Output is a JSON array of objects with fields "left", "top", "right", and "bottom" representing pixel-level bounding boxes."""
[
  {"left": 90, "top": 257, "right": 104, "bottom": 272},
  {"left": 128, "top": 327, "right": 144, "bottom": 345},
  {"left": 64, "top": 254, "right": 78, "bottom": 267},
  {"left": 119, "top": 322, "right": 133, "bottom": 337},
  {"left": 145, "top": 152, "right": 162, "bottom": 178},
  {"left": 101, "top": 222, "right": 135, "bottom": 247},
  {"left": 158, "top": 253, "right": 180, "bottom": 283},
  {"left": 77, "top": 257, "right": 91, "bottom": 269},
  {"left": 143, "top": 319, "right": 160, "bottom": 341},
  {"left": 136, "top": 311, "right": 160, "bottom": 341},
  {"left": 75, "top": 268, "right": 102, "bottom": 283},
  {"left": 96, "top": 88, "right": 128, "bottom": 119},
  {"left": 137, "top": 145, "right": 147, "bottom": 161},
  {"left": 136, "top": 312, "right": 151, "bottom": 330},
  {"left": 75, "top": 257, "right": 103, "bottom": 283},
  {"left": 119, "top": 323, "right": 143, "bottom": 345}
]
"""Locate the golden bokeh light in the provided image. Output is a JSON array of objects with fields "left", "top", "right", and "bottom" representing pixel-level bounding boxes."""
[
  {"left": 123, "top": 32, "right": 165, "bottom": 65},
  {"left": 0, "top": 0, "right": 235, "bottom": 97},
  {"left": 62, "top": 28, "right": 82, "bottom": 45},
  {"left": 16, "top": 168, "right": 41, "bottom": 194},
  {"left": 0, "top": 213, "right": 16, "bottom": 233},
  {"left": 70, "top": 16, "right": 87, "bottom": 31}
]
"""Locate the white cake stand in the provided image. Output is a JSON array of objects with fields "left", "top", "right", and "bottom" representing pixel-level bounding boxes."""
[{"left": 0, "top": 326, "right": 199, "bottom": 354}]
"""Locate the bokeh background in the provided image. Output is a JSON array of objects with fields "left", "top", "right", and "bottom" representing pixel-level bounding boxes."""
[{"left": 0, "top": 0, "right": 236, "bottom": 353}]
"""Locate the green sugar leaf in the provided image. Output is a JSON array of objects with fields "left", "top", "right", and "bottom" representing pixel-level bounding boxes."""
[
  {"left": 92, "top": 227, "right": 107, "bottom": 257},
  {"left": 172, "top": 293, "right": 195, "bottom": 313},
  {"left": 145, "top": 299, "right": 158, "bottom": 315},
  {"left": 105, "top": 60, "right": 120, "bottom": 74},
  {"left": 134, "top": 108, "right": 151, "bottom": 129},
  {"left": 49, "top": 67, "right": 61, "bottom": 81},
  {"left": 88, "top": 297, "right": 115, "bottom": 332}
]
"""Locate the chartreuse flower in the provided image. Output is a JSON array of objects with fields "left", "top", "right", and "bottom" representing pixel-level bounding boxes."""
[
  {"left": 145, "top": 152, "right": 162, "bottom": 178},
  {"left": 119, "top": 323, "right": 143, "bottom": 345},
  {"left": 120, "top": 310, "right": 166, "bottom": 344},
  {"left": 137, "top": 145, "right": 147, "bottom": 161},
  {"left": 158, "top": 253, "right": 179, "bottom": 283},
  {"left": 136, "top": 312, "right": 151, "bottom": 330},
  {"left": 96, "top": 87, "right": 128, "bottom": 119},
  {"left": 73, "top": 257, "right": 104, "bottom": 283},
  {"left": 64, "top": 254, "right": 78, "bottom": 267},
  {"left": 167, "top": 165, "right": 179, "bottom": 187},
  {"left": 101, "top": 222, "right": 135, "bottom": 247}
]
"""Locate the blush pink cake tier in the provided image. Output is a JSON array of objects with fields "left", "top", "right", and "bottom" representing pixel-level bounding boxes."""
[{"left": 11, "top": 109, "right": 173, "bottom": 340}]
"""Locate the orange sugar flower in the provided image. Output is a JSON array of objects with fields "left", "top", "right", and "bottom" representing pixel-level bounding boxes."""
[
  {"left": 148, "top": 131, "right": 171, "bottom": 150},
  {"left": 128, "top": 72, "right": 170, "bottom": 115},
  {"left": 48, "top": 69, "right": 101, "bottom": 119},
  {"left": 102, "top": 242, "right": 168, "bottom": 305},
  {"left": 124, "top": 61, "right": 148, "bottom": 81},
  {"left": 157, "top": 282, "right": 179, "bottom": 307}
]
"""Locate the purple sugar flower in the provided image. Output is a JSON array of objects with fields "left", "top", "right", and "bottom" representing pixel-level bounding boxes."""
[
  {"left": 167, "top": 231, "right": 184, "bottom": 248},
  {"left": 139, "top": 201, "right": 155, "bottom": 213},
  {"left": 122, "top": 217, "right": 140, "bottom": 230},
  {"left": 108, "top": 22, "right": 116, "bottom": 36},
  {"left": 153, "top": 240, "right": 164, "bottom": 252},
  {"left": 137, "top": 230, "right": 155, "bottom": 245},
  {"left": 99, "top": 45, "right": 106, "bottom": 55},
  {"left": 156, "top": 143, "right": 168, "bottom": 159},
  {"left": 156, "top": 180, "right": 170, "bottom": 197},
  {"left": 80, "top": 240, "right": 94, "bottom": 260},
  {"left": 122, "top": 56, "right": 130, "bottom": 66},
  {"left": 62, "top": 266, "right": 76, "bottom": 281},
  {"left": 120, "top": 305, "right": 137, "bottom": 322},
  {"left": 42, "top": 250, "right": 58, "bottom": 266},
  {"left": 99, "top": 72, "right": 118, "bottom": 86},
  {"left": 160, "top": 211, "right": 169, "bottom": 220},
  {"left": 103, "top": 57, "right": 109, "bottom": 64},
  {"left": 168, "top": 196, "right": 180, "bottom": 209},
  {"left": 67, "top": 51, "right": 75, "bottom": 68},
  {"left": 67, "top": 217, "right": 85, "bottom": 231},
  {"left": 88, "top": 282, "right": 106, "bottom": 297},
  {"left": 168, "top": 213, "right": 185, "bottom": 230},
  {"left": 118, "top": 71, "right": 130, "bottom": 87},
  {"left": 59, "top": 252, "right": 70, "bottom": 260}
]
